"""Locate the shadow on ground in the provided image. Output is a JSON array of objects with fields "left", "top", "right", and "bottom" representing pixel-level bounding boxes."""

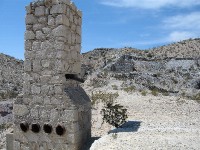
[
  {"left": 108, "top": 121, "right": 142, "bottom": 134},
  {"left": 83, "top": 137, "right": 100, "bottom": 150}
]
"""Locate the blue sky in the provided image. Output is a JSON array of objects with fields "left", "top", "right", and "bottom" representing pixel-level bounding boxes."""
[{"left": 0, "top": 0, "right": 200, "bottom": 60}]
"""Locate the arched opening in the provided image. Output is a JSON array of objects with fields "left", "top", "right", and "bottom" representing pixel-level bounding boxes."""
[
  {"left": 31, "top": 123, "right": 40, "bottom": 133},
  {"left": 43, "top": 124, "right": 53, "bottom": 134},
  {"left": 20, "top": 122, "right": 29, "bottom": 132},
  {"left": 56, "top": 124, "right": 65, "bottom": 136}
]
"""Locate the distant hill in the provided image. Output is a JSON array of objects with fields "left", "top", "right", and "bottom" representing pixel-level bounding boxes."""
[{"left": 149, "top": 38, "right": 200, "bottom": 59}]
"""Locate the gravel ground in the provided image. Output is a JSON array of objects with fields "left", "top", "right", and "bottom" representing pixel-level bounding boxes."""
[{"left": 88, "top": 86, "right": 200, "bottom": 150}]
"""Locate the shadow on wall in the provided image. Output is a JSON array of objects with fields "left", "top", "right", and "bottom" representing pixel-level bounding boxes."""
[{"left": 108, "top": 121, "right": 142, "bottom": 134}]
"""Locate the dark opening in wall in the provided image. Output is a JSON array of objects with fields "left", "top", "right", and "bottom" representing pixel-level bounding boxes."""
[
  {"left": 56, "top": 124, "right": 65, "bottom": 136},
  {"left": 65, "top": 74, "right": 84, "bottom": 83},
  {"left": 43, "top": 124, "right": 52, "bottom": 134},
  {"left": 195, "top": 81, "right": 200, "bottom": 89},
  {"left": 20, "top": 122, "right": 29, "bottom": 132},
  {"left": 31, "top": 123, "right": 40, "bottom": 133}
]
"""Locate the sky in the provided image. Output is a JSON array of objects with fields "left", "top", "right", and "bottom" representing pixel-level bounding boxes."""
[{"left": 0, "top": 0, "right": 200, "bottom": 60}]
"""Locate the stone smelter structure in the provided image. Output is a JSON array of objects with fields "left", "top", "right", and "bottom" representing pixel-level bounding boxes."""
[{"left": 13, "top": 0, "right": 91, "bottom": 149}]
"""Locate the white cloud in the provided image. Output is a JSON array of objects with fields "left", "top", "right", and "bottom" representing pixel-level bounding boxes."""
[
  {"left": 166, "top": 31, "right": 196, "bottom": 42},
  {"left": 162, "top": 12, "right": 200, "bottom": 42},
  {"left": 163, "top": 12, "right": 200, "bottom": 30},
  {"left": 100, "top": 0, "right": 200, "bottom": 9}
]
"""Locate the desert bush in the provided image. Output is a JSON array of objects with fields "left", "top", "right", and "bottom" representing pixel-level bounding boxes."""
[
  {"left": 151, "top": 89, "right": 158, "bottom": 96},
  {"left": 141, "top": 90, "right": 147, "bottom": 96},
  {"left": 192, "top": 93, "right": 200, "bottom": 103},
  {"left": 123, "top": 86, "right": 135, "bottom": 93},
  {"left": 112, "top": 85, "right": 118, "bottom": 90},
  {"left": 91, "top": 91, "right": 119, "bottom": 105},
  {"left": 101, "top": 100, "right": 128, "bottom": 128}
]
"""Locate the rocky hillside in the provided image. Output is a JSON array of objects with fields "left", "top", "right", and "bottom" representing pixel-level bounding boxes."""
[
  {"left": 0, "top": 53, "right": 23, "bottom": 101},
  {"left": 82, "top": 38, "right": 200, "bottom": 100},
  {"left": 149, "top": 38, "right": 200, "bottom": 59}
]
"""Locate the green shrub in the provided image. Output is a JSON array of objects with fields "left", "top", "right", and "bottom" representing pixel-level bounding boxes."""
[
  {"left": 141, "top": 90, "right": 147, "bottom": 96},
  {"left": 192, "top": 93, "right": 200, "bottom": 103},
  {"left": 123, "top": 86, "right": 135, "bottom": 93},
  {"left": 90, "top": 78, "right": 108, "bottom": 88},
  {"left": 91, "top": 91, "right": 119, "bottom": 105},
  {"left": 151, "top": 89, "right": 158, "bottom": 96},
  {"left": 101, "top": 101, "right": 128, "bottom": 128},
  {"left": 112, "top": 85, "right": 118, "bottom": 90}
]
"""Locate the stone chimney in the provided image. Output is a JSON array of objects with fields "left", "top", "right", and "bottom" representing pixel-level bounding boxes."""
[{"left": 13, "top": 0, "right": 91, "bottom": 149}]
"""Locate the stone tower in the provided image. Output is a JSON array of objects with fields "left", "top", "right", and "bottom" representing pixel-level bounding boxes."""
[{"left": 13, "top": 0, "right": 91, "bottom": 149}]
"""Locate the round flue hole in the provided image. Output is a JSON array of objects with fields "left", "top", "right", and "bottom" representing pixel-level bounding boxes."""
[
  {"left": 31, "top": 123, "right": 40, "bottom": 133},
  {"left": 20, "top": 122, "right": 29, "bottom": 132},
  {"left": 43, "top": 124, "right": 52, "bottom": 134},
  {"left": 56, "top": 124, "right": 65, "bottom": 136}
]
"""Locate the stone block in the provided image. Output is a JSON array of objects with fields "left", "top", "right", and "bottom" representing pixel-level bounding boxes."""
[
  {"left": 24, "top": 51, "right": 35, "bottom": 59},
  {"left": 50, "top": 75, "right": 66, "bottom": 84},
  {"left": 40, "top": 75, "right": 51, "bottom": 83},
  {"left": 55, "top": 60, "right": 65, "bottom": 71},
  {"left": 33, "top": 96, "right": 43, "bottom": 104},
  {"left": 62, "top": 110, "right": 78, "bottom": 122},
  {"left": 54, "top": 41, "right": 65, "bottom": 50},
  {"left": 26, "top": 25, "right": 33, "bottom": 30},
  {"left": 44, "top": 96, "right": 51, "bottom": 104},
  {"left": 41, "top": 60, "right": 50, "bottom": 68},
  {"left": 41, "top": 41, "right": 53, "bottom": 51},
  {"left": 41, "top": 85, "right": 50, "bottom": 94},
  {"left": 35, "top": 6, "right": 45, "bottom": 16},
  {"left": 31, "top": 85, "right": 41, "bottom": 94},
  {"left": 45, "top": 8, "right": 50, "bottom": 15},
  {"left": 71, "top": 24, "right": 76, "bottom": 32},
  {"left": 50, "top": 109, "right": 59, "bottom": 121},
  {"left": 76, "top": 26, "right": 81, "bottom": 35},
  {"left": 23, "top": 81, "right": 31, "bottom": 95},
  {"left": 33, "top": 24, "right": 45, "bottom": 31},
  {"left": 56, "top": 51, "right": 67, "bottom": 59},
  {"left": 38, "top": 17, "right": 47, "bottom": 24},
  {"left": 32, "top": 41, "right": 41, "bottom": 51},
  {"left": 6, "top": 133, "right": 13, "bottom": 150},
  {"left": 76, "top": 34, "right": 81, "bottom": 44},
  {"left": 13, "top": 141, "right": 20, "bottom": 150},
  {"left": 24, "top": 60, "right": 32, "bottom": 72},
  {"left": 50, "top": 4, "right": 66, "bottom": 14},
  {"left": 30, "top": 108, "right": 39, "bottom": 118},
  {"left": 25, "top": 41, "right": 32, "bottom": 51},
  {"left": 33, "top": 60, "right": 42, "bottom": 72},
  {"left": 72, "top": 61, "right": 81, "bottom": 73},
  {"left": 42, "top": 27, "right": 51, "bottom": 34},
  {"left": 14, "top": 104, "right": 29, "bottom": 116},
  {"left": 54, "top": 84, "right": 63, "bottom": 94},
  {"left": 26, "top": 14, "right": 37, "bottom": 24},
  {"left": 52, "top": 25, "right": 68, "bottom": 37},
  {"left": 25, "top": 31, "right": 35, "bottom": 40},
  {"left": 48, "top": 15, "right": 55, "bottom": 26},
  {"left": 56, "top": 14, "right": 69, "bottom": 26},
  {"left": 67, "top": 132, "right": 81, "bottom": 144},
  {"left": 36, "top": 31, "right": 45, "bottom": 40}
]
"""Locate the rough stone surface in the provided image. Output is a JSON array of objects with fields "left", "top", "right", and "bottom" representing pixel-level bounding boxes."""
[{"left": 13, "top": 0, "right": 90, "bottom": 150}]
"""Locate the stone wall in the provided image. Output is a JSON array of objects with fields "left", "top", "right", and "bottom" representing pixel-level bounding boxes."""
[{"left": 13, "top": 0, "right": 91, "bottom": 149}]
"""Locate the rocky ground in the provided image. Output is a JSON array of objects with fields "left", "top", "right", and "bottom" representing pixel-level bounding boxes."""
[{"left": 85, "top": 79, "right": 200, "bottom": 150}]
